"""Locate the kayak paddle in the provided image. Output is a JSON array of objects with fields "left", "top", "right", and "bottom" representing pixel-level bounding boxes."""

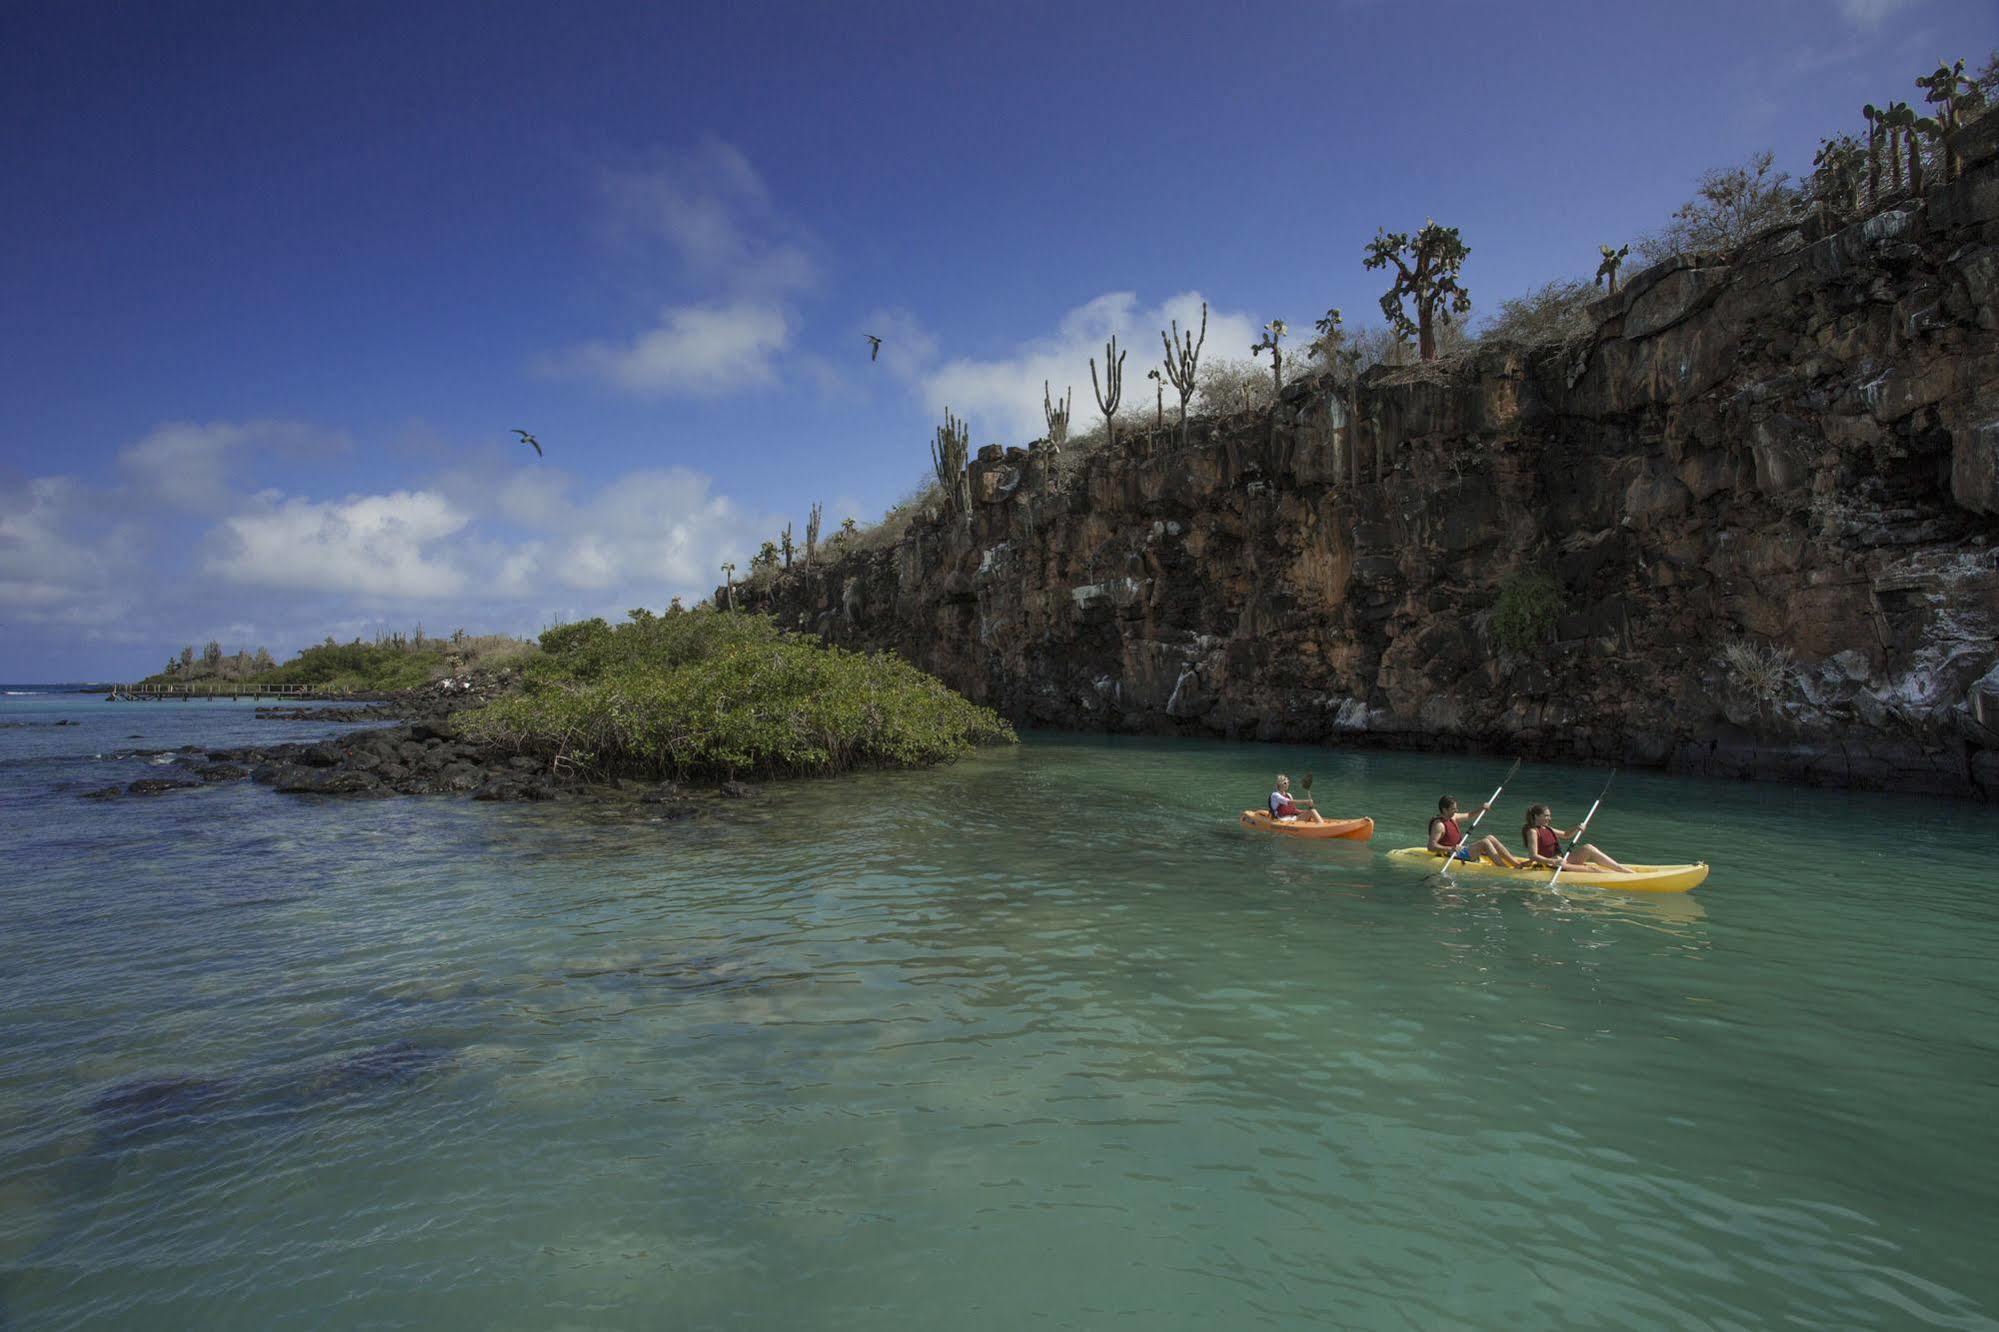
[
  {"left": 1548, "top": 768, "right": 1617, "bottom": 891},
  {"left": 1444, "top": 756, "right": 1521, "bottom": 881}
]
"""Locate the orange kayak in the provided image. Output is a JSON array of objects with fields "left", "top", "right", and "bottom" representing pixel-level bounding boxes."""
[{"left": 1237, "top": 811, "right": 1374, "bottom": 840}]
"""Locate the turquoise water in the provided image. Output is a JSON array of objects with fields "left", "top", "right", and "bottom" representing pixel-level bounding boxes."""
[{"left": 3, "top": 694, "right": 1998, "bottom": 1329}]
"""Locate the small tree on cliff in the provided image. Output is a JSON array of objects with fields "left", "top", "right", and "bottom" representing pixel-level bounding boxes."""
[
  {"left": 1090, "top": 335, "right": 1126, "bottom": 451},
  {"left": 1363, "top": 222, "right": 1472, "bottom": 362},
  {"left": 1159, "top": 302, "right": 1206, "bottom": 447},
  {"left": 720, "top": 562, "right": 736, "bottom": 611},
  {"left": 1637, "top": 151, "right": 1794, "bottom": 261}
]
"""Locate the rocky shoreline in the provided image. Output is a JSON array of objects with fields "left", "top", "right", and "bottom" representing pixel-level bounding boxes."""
[{"left": 78, "top": 690, "right": 760, "bottom": 811}]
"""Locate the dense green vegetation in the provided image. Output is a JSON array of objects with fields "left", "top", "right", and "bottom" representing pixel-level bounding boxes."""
[
  {"left": 1489, "top": 573, "right": 1561, "bottom": 654},
  {"left": 250, "top": 641, "right": 453, "bottom": 692},
  {"left": 461, "top": 607, "right": 1015, "bottom": 781}
]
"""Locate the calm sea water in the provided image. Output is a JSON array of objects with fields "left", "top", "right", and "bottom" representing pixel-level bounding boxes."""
[{"left": 2, "top": 693, "right": 1997, "bottom": 1330}]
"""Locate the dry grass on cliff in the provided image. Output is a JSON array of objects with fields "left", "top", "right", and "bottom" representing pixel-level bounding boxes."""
[{"left": 1719, "top": 638, "right": 1796, "bottom": 701}]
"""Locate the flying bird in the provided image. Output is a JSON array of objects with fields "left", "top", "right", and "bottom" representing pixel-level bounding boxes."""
[
  {"left": 865, "top": 334, "right": 882, "bottom": 362},
  {"left": 512, "top": 429, "right": 542, "bottom": 457}
]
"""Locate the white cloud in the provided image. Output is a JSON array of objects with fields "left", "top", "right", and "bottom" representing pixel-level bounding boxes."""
[
  {"left": 599, "top": 138, "right": 817, "bottom": 299},
  {"left": 116, "top": 419, "right": 339, "bottom": 513},
  {"left": 921, "top": 291, "right": 1259, "bottom": 446},
  {"left": 1833, "top": 0, "right": 1915, "bottom": 28},
  {"left": 5, "top": 417, "right": 779, "bottom": 676},
  {"left": 555, "top": 301, "right": 790, "bottom": 396},
  {"left": 554, "top": 139, "right": 819, "bottom": 399},
  {"left": 210, "top": 490, "right": 471, "bottom": 599},
  {"left": 0, "top": 476, "right": 139, "bottom": 617}
]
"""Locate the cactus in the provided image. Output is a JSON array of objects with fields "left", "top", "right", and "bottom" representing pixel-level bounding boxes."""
[
  {"left": 1042, "top": 381, "right": 1071, "bottom": 454},
  {"left": 780, "top": 523, "right": 794, "bottom": 570},
  {"left": 1811, "top": 136, "right": 1864, "bottom": 224},
  {"left": 1250, "top": 319, "right": 1287, "bottom": 396},
  {"left": 720, "top": 562, "right": 736, "bottom": 611},
  {"left": 1159, "top": 302, "right": 1206, "bottom": 446},
  {"left": 930, "top": 408, "right": 971, "bottom": 519},
  {"left": 1090, "top": 334, "right": 1126, "bottom": 450},
  {"left": 1146, "top": 368, "right": 1164, "bottom": 426},
  {"left": 1310, "top": 307, "right": 1344, "bottom": 370},
  {"left": 1917, "top": 59, "right": 1971, "bottom": 182},
  {"left": 805, "top": 502, "right": 822, "bottom": 566},
  {"left": 1595, "top": 244, "right": 1630, "bottom": 294},
  {"left": 1363, "top": 221, "right": 1471, "bottom": 362}
]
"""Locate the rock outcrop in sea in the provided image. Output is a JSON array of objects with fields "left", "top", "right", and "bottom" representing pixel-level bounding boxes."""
[{"left": 738, "top": 114, "right": 1999, "bottom": 798}]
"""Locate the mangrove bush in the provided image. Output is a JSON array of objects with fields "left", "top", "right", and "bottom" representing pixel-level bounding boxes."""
[{"left": 462, "top": 607, "right": 1015, "bottom": 781}]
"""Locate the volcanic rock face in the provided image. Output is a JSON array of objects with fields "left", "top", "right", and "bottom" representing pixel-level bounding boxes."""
[{"left": 743, "top": 128, "right": 1999, "bottom": 798}]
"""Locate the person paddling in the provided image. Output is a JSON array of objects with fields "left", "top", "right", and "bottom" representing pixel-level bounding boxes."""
[
  {"left": 1428, "top": 796, "right": 1529, "bottom": 867},
  {"left": 1521, "top": 803, "right": 1633, "bottom": 873},
  {"left": 1268, "top": 774, "right": 1323, "bottom": 824}
]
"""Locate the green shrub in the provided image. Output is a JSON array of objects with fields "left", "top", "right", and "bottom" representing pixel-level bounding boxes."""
[
  {"left": 1488, "top": 573, "right": 1561, "bottom": 654},
  {"left": 254, "top": 641, "right": 450, "bottom": 692},
  {"left": 464, "top": 608, "right": 1014, "bottom": 780}
]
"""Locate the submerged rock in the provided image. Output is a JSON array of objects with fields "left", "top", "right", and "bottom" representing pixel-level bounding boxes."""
[
  {"left": 299, "top": 1040, "right": 454, "bottom": 1099},
  {"left": 89, "top": 1075, "right": 234, "bottom": 1142},
  {"left": 126, "top": 778, "right": 198, "bottom": 796}
]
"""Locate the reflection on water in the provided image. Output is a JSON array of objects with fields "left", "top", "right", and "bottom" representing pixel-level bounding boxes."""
[{"left": 2, "top": 707, "right": 1998, "bottom": 1329}]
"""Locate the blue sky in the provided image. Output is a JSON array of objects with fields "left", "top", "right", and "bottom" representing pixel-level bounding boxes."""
[{"left": 2, "top": 0, "right": 1991, "bottom": 678}]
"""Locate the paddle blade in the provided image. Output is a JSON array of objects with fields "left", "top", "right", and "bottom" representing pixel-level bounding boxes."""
[{"left": 1302, "top": 771, "right": 1313, "bottom": 793}]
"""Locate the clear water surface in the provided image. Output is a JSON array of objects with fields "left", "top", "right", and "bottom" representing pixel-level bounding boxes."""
[{"left": 2, "top": 693, "right": 1996, "bottom": 1329}]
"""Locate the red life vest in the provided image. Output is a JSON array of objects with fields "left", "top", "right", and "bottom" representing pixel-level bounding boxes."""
[
  {"left": 1434, "top": 817, "right": 1462, "bottom": 848},
  {"left": 1534, "top": 827, "right": 1561, "bottom": 858}
]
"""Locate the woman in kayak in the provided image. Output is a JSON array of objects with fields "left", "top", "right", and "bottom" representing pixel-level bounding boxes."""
[
  {"left": 1427, "top": 796, "right": 1530, "bottom": 866},
  {"left": 1269, "top": 774, "right": 1323, "bottom": 824},
  {"left": 1520, "top": 804, "right": 1633, "bottom": 873}
]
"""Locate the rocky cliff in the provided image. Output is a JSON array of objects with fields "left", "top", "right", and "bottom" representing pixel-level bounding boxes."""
[{"left": 740, "top": 116, "right": 1999, "bottom": 798}]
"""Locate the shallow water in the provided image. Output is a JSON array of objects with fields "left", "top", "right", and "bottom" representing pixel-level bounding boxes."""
[{"left": 3, "top": 696, "right": 1997, "bottom": 1329}]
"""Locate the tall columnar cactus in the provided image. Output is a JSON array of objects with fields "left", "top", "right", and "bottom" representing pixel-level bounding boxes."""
[
  {"left": 1160, "top": 302, "right": 1206, "bottom": 446},
  {"left": 1363, "top": 221, "right": 1472, "bottom": 362},
  {"left": 1146, "top": 368, "right": 1164, "bottom": 426},
  {"left": 930, "top": 408, "right": 971, "bottom": 519},
  {"left": 806, "top": 502, "right": 822, "bottom": 565},
  {"left": 780, "top": 523, "right": 794, "bottom": 570},
  {"left": 1042, "top": 381, "right": 1071, "bottom": 454},
  {"left": 1090, "top": 334, "right": 1126, "bottom": 450},
  {"left": 1250, "top": 320, "right": 1287, "bottom": 396},
  {"left": 1595, "top": 244, "right": 1630, "bottom": 294}
]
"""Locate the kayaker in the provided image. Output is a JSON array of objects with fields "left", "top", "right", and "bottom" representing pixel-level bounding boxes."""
[
  {"left": 1268, "top": 774, "right": 1323, "bottom": 824},
  {"left": 1427, "top": 796, "right": 1529, "bottom": 866},
  {"left": 1520, "top": 804, "right": 1633, "bottom": 873}
]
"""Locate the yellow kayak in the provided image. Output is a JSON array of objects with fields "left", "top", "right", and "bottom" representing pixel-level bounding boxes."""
[
  {"left": 1239, "top": 811, "right": 1374, "bottom": 840},
  {"left": 1385, "top": 847, "right": 1709, "bottom": 893}
]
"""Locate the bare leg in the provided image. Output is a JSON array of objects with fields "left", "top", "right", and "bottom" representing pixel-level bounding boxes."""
[
  {"left": 1577, "top": 843, "right": 1633, "bottom": 873},
  {"left": 1476, "top": 835, "right": 1528, "bottom": 868}
]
